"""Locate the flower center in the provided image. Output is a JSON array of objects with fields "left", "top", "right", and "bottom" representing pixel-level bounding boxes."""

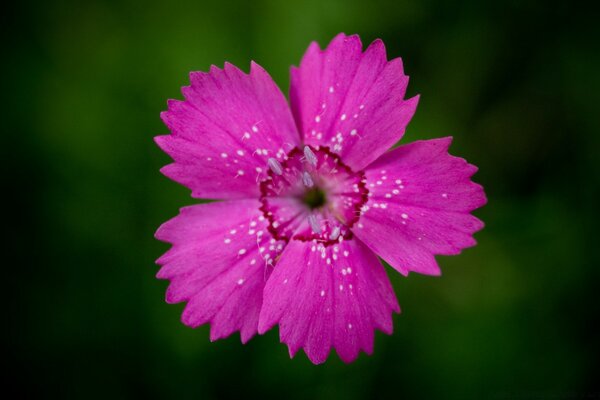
[
  {"left": 302, "top": 187, "right": 327, "bottom": 209},
  {"left": 259, "top": 145, "right": 368, "bottom": 246}
]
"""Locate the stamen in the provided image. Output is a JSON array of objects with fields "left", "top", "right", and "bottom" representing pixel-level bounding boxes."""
[
  {"left": 267, "top": 158, "right": 283, "bottom": 175},
  {"left": 303, "top": 146, "right": 318, "bottom": 167},
  {"left": 302, "top": 171, "right": 314, "bottom": 188},
  {"left": 308, "top": 214, "right": 322, "bottom": 234},
  {"left": 329, "top": 226, "right": 341, "bottom": 241}
]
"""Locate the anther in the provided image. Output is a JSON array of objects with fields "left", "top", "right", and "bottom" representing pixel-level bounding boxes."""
[
  {"left": 304, "top": 146, "right": 318, "bottom": 167},
  {"left": 308, "top": 214, "right": 322, "bottom": 234},
  {"left": 267, "top": 158, "right": 283, "bottom": 175},
  {"left": 302, "top": 171, "right": 314, "bottom": 188},
  {"left": 329, "top": 226, "right": 341, "bottom": 241}
]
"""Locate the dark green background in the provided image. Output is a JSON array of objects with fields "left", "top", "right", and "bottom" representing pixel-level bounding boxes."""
[{"left": 6, "top": 0, "right": 599, "bottom": 398}]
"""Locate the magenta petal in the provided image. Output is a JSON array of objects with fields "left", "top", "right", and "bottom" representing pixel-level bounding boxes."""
[
  {"left": 258, "top": 238, "right": 399, "bottom": 364},
  {"left": 353, "top": 137, "right": 487, "bottom": 276},
  {"left": 290, "top": 33, "right": 419, "bottom": 170},
  {"left": 158, "top": 62, "right": 300, "bottom": 199},
  {"left": 155, "top": 200, "right": 285, "bottom": 343}
]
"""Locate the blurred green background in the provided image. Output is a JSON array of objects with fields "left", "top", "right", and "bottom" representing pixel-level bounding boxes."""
[{"left": 6, "top": 0, "right": 599, "bottom": 398}]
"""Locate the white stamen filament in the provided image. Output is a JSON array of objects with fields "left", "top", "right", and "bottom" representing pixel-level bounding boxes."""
[
  {"left": 304, "top": 146, "right": 318, "bottom": 167},
  {"left": 302, "top": 171, "right": 314, "bottom": 188},
  {"left": 267, "top": 158, "right": 283, "bottom": 175},
  {"left": 329, "top": 226, "right": 341, "bottom": 241},
  {"left": 308, "top": 214, "right": 322, "bottom": 234}
]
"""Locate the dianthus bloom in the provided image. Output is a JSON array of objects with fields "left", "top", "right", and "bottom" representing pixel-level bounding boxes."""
[{"left": 155, "top": 33, "right": 486, "bottom": 364}]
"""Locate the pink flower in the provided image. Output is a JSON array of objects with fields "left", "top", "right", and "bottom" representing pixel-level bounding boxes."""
[{"left": 155, "top": 33, "right": 486, "bottom": 364}]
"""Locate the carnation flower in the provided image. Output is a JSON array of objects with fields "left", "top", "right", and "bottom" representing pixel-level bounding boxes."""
[{"left": 155, "top": 33, "right": 486, "bottom": 364}]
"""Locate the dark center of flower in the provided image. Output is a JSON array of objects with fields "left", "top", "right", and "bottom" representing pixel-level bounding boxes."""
[
  {"left": 259, "top": 145, "right": 369, "bottom": 245},
  {"left": 302, "top": 187, "right": 327, "bottom": 209}
]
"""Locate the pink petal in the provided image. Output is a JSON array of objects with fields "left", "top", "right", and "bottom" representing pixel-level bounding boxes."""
[
  {"left": 155, "top": 200, "right": 285, "bottom": 343},
  {"left": 158, "top": 62, "right": 300, "bottom": 199},
  {"left": 258, "top": 238, "right": 399, "bottom": 364},
  {"left": 290, "top": 33, "right": 419, "bottom": 170},
  {"left": 353, "top": 137, "right": 487, "bottom": 276}
]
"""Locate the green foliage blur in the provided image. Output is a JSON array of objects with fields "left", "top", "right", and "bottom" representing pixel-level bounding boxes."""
[{"left": 5, "top": 0, "right": 599, "bottom": 398}]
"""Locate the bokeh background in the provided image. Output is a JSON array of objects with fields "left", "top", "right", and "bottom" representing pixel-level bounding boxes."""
[{"left": 6, "top": 0, "right": 599, "bottom": 398}]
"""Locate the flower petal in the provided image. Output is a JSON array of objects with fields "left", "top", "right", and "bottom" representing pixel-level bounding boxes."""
[
  {"left": 258, "top": 238, "right": 399, "bottom": 364},
  {"left": 158, "top": 62, "right": 300, "bottom": 199},
  {"left": 353, "top": 137, "right": 487, "bottom": 276},
  {"left": 290, "top": 33, "right": 419, "bottom": 170},
  {"left": 155, "top": 200, "right": 285, "bottom": 343}
]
